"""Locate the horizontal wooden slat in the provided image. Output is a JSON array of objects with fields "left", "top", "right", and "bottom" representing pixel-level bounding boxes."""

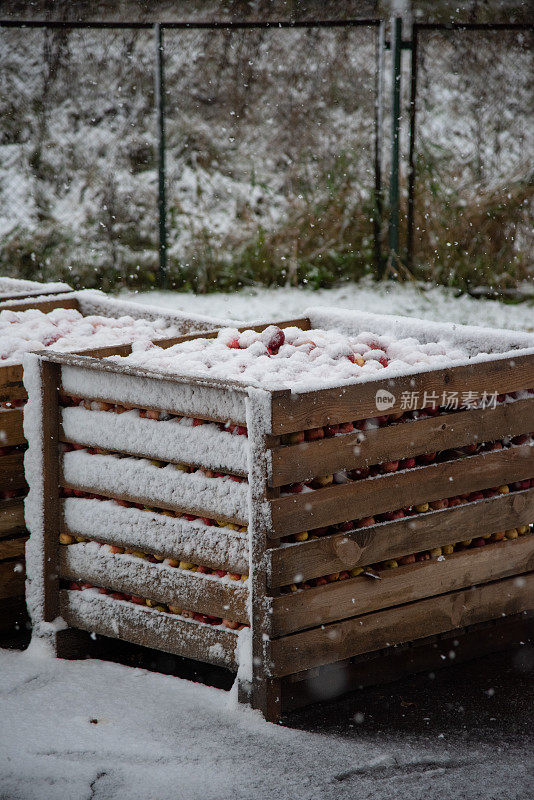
[
  {"left": 269, "top": 397, "right": 534, "bottom": 486},
  {"left": 0, "top": 500, "right": 25, "bottom": 537},
  {"left": 280, "top": 613, "right": 532, "bottom": 713},
  {"left": 270, "top": 352, "right": 534, "bottom": 434},
  {"left": 0, "top": 296, "right": 80, "bottom": 313},
  {"left": 59, "top": 408, "right": 249, "bottom": 477},
  {"left": 0, "top": 534, "right": 28, "bottom": 560},
  {"left": 60, "top": 501, "right": 248, "bottom": 575},
  {"left": 0, "top": 407, "right": 25, "bottom": 447},
  {"left": 60, "top": 481, "right": 248, "bottom": 528},
  {"left": 0, "top": 452, "right": 26, "bottom": 490},
  {"left": 60, "top": 589, "right": 239, "bottom": 670},
  {"left": 270, "top": 444, "right": 534, "bottom": 537},
  {"left": 60, "top": 545, "right": 249, "bottom": 623},
  {"left": 268, "top": 488, "right": 534, "bottom": 586},
  {"left": 270, "top": 535, "right": 534, "bottom": 636},
  {"left": 269, "top": 571, "right": 534, "bottom": 676},
  {"left": 0, "top": 558, "right": 25, "bottom": 600}
]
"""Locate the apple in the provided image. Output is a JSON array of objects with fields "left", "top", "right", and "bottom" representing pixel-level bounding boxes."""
[
  {"left": 356, "top": 517, "right": 375, "bottom": 528},
  {"left": 490, "top": 531, "right": 505, "bottom": 542},
  {"left": 59, "top": 532, "right": 75, "bottom": 545},
  {"left": 286, "top": 483, "right": 304, "bottom": 494},
  {"left": 338, "top": 422, "right": 355, "bottom": 434},
  {"left": 294, "top": 531, "right": 309, "bottom": 542},
  {"left": 497, "top": 485, "right": 510, "bottom": 494},
  {"left": 305, "top": 427, "right": 325, "bottom": 441},
  {"left": 310, "top": 475, "right": 333, "bottom": 488},
  {"left": 350, "top": 566, "right": 364, "bottom": 577},
  {"left": 281, "top": 431, "right": 306, "bottom": 445},
  {"left": 472, "top": 538, "right": 486, "bottom": 547},
  {"left": 324, "top": 424, "right": 339, "bottom": 438},
  {"left": 430, "top": 499, "right": 449, "bottom": 510},
  {"left": 398, "top": 554, "right": 416, "bottom": 565},
  {"left": 382, "top": 460, "right": 399, "bottom": 473},
  {"left": 223, "top": 619, "right": 241, "bottom": 629},
  {"left": 505, "top": 529, "right": 519, "bottom": 539},
  {"left": 414, "top": 502, "right": 429, "bottom": 513},
  {"left": 429, "top": 547, "right": 443, "bottom": 558},
  {"left": 399, "top": 457, "right": 416, "bottom": 470},
  {"left": 382, "top": 509, "right": 405, "bottom": 521},
  {"left": 326, "top": 572, "right": 340, "bottom": 582},
  {"left": 417, "top": 452, "right": 437, "bottom": 464},
  {"left": 382, "top": 559, "right": 399, "bottom": 569}
]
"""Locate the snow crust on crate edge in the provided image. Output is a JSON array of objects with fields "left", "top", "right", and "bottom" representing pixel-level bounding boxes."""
[
  {"left": 62, "top": 450, "right": 250, "bottom": 520},
  {"left": 63, "top": 542, "right": 249, "bottom": 600},
  {"left": 0, "top": 277, "right": 71, "bottom": 294},
  {"left": 22, "top": 354, "right": 51, "bottom": 630},
  {"left": 61, "top": 589, "right": 239, "bottom": 668},
  {"left": 307, "top": 307, "right": 534, "bottom": 355},
  {"left": 64, "top": 498, "right": 248, "bottom": 571},
  {"left": 75, "top": 289, "right": 231, "bottom": 329},
  {"left": 61, "top": 406, "right": 249, "bottom": 474},
  {"left": 60, "top": 364, "right": 248, "bottom": 423}
]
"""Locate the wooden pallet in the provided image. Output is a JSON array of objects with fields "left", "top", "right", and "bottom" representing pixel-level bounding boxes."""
[{"left": 24, "top": 311, "right": 534, "bottom": 721}]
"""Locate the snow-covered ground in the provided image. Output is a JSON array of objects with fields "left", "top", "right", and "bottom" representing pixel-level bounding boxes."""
[
  {"left": 122, "top": 281, "right": 534, "bottom": 332},
  {"left": 1, "top": 645, "right": 532, "bottom": 800}
]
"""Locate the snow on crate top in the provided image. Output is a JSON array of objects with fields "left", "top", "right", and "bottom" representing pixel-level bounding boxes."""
[
  {"left": 108, "top": 324, "right": 472, "bottom": 390},
  {"left": 0, "top": 306, "right": 183, "bottom": 364}
]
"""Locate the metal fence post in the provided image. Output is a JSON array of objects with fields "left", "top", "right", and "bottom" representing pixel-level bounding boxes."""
[
  {"left": 374, "top": 21, "right": 385, "bottom": 278},
  {"left": 388, "top": 16, "right": 402, "bottom": 270},
  {"left": 406, "top": 23, "right": 418, "bottom": 270},
  {"left": 154, "top": 23, "right": 167, "bottom": 289}
]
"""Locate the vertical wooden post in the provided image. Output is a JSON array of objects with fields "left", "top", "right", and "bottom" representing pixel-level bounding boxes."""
[{"left": 245, "top": 390, "right": 282, "bottom": 722}]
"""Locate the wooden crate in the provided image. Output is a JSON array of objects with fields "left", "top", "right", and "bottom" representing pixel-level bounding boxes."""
[
  {"left": 24, "top": 311, "right": 534, "bottom": 720},
  {"left": 0, "top": 276, "right": 72, "bottom": 303},
  {"left": 0, "top": 289, "right": 231, "bottom": 627}
]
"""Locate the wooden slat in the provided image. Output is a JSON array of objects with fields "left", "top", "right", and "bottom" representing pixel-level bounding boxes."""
[
  {"left": 269, "top": 571, "right": 534, "bottom": 677},
  {"left": 268, "top": 488, "right": 534, "bottom": 586},
  {"left": 0, "top": 558, "right": 25, "bottom": 600},
  {"left": 60, "top": 589, "right": 239, "bottom": 670},
  {"left": 0, "top": 500, "right": 25, "bottom": 537},
  {"left": 0, "top": 407, "right": 25, "bottom": 447},
  {"left": 269, "top": 397, "right": 534, "bottom": 486},
  {"left": 270, "top": 444, "right": 534, "bottom": 537},
  {"left": 0, "top": 452, "right": 25, "bottom": 490},
  {"left": 0, "top": 534, "right": 28, "bottom": 560},
  {"left": 60, "top": 506, "right": 248, "bottom": 576},
  {"left": 0, "top": 296, "right": 80, "bottom": 313},
  {"left": 270, "top": 353, "right": 534, "bottom": 434},
  {"left": 281, "top": 613, "right": 533, "bottom": 713},
  {"left": 59, "top": 545, "right": 249, "bottom": 624},
  {"left": 60, "top": 480, "right": 248, "bottom": 528},
  {"left": 58, "top": 412, "right": 249, "bottom": 477},
  {"left": 39, "top": 360, "right": 61, "bottom": 622},
  {"left": 270, "top": 535, "right": 534, "bottom": 636}
]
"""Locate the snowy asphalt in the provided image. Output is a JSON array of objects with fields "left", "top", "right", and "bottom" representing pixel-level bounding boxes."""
[{"left": 1, "top": 625, "right": 532, "bottom": 800}]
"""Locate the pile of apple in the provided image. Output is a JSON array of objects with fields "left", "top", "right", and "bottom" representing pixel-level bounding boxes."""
[
  {"left": 0, "top": 306, "right": 183, "bottom": 365},
  {"left": 116, "top": 325, "right": 475, "bottom": 388},
  {"left": 65, "top": 581, "right": 247, "bottom": 630}
]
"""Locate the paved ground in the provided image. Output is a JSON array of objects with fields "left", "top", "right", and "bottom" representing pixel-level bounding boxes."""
[{"left": 1, "top": 622, "right": 533, "bottom": 800}]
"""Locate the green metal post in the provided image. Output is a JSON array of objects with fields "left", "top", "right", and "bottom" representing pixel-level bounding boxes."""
[
  {"left": 155, "top": 23, "right": 167, "bottom": 289},
  {"left": 388, "top": 16, "right": 402, "bottom": 270}
]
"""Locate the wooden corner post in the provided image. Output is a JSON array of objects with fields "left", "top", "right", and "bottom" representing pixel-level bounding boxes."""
[{"left": 245, "top": 388, "right": 281, "bottom": 722}]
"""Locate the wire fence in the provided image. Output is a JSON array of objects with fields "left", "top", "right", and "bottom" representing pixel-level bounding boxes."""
[
  {"left": 0, "top": 17, "right": 532, "bottom": 293},
  {"left": 406, "top": 23, "right": 534, "bottom": 292}
]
